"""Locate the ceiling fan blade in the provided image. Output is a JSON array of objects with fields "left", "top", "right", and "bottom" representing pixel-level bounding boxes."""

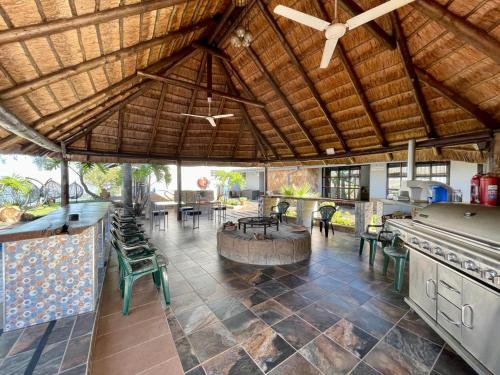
[
  {"left": 320, "top": 38, "right": 338, "bottom": 69},
  {"left": 212, "top": 114, "right": 234, "bottom": 119},
  {"left": 274, "top": 5, "right": 330, "bottom": 31},
  {"left": 180, "top": 113, "right": 207, "bottom": 118},
  {"left": 345, "top": 0, "right": 415, "bottom": 30},
  {"left": 207, "top": 117, "right": 217, "bottom": 127}
]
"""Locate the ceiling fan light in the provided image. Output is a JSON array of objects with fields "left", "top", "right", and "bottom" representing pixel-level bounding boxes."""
[
  {"left": 233, "top": 0, "right": 248, "bottom": 7},
  {"left": 235, "top": 27, "right": 246, "bottom": 38},
  {"left": 242, "top": 39, "right": 251, "bottom": 48},
  {"left": 230, "top": 35, "right": 242, "bottom": 48},
  {"left": 243, "top": 32, "right": 253, "bottom": 42}
]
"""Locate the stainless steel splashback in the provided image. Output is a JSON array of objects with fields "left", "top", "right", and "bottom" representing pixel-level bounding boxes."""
[{"left": 414, "top": 203, "right": 500, "bottom": 246}]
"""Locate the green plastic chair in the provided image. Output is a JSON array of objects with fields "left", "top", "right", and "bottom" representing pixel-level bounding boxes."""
[
  {"left": 382, "top": 234, "right": 409, "bottom": 292},
  {"left": 270, "top": 201, "right": 290, "bottom": 223},
  {"left": 112, "top": 240, "right": 170, "bottom": 315},
  {"left": 359, "top": 224, "right": 385, "bottom": 266}
]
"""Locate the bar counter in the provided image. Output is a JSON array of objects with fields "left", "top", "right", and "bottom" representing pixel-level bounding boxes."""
[{"left": 0, "top": 202, "right": 110, "bottom": 331}]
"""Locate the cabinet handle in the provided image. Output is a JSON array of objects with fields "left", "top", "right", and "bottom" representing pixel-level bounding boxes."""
[
  {"left": 439, "top": 280, "right": 461, "bottom": 294},
  {"left": 438, "top": 310, "right": 461, "bottom": 326},
  {"left": 461, "top": 304, "right": 473, "bottom": 329},
  {"left": 426, "top": 279, "right": 436, "bottom": 300}
]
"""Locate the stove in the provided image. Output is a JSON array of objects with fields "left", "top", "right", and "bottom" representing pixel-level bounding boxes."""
[
  {"left": 386, "top": 203, "right": 500, "bottom": 375},
  {"left": 386, "top": 203, "right": 500, "bottom": 290}
]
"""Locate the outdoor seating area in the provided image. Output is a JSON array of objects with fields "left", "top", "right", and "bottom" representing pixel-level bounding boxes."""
[{"left": 0, "top": 0, "right": 499, "bottom": 374}]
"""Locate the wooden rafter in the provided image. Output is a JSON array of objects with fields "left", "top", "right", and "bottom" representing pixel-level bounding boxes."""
[
  {"left": 258, "top": 0, "right": 348, "bottom": 152},
  {"left": 232, "top": 121, "right": 244, "bottom": 158},
  {"left": 207, "top": 96, "right": 227, "bottom": 158},
  {"left": 219, "top": 59, "right": 279, "bottom": 160},
  {"left": 338, "top": 0, "right": 396, "bottom": 49},
  {"left": 116, "top": 110, "right": 125, "bottom": 153},
  {"left": 415, "top": 68, "right": 499, "bottom": 130},
  {"left": 193, "top": 42, "right": 230, "bottom": 61},
  {"left": 0, "top": 104, "right": 61, "bottom": 153},
  {"left": 138, "top": 72, "right": 265, "bottom": 108},
  {"left": 177, "top": 53, "right": 207, "bottom": 155},
  {"left": 391, "top": 12, "right": 436, "bottom": 140},
  {"left": 0, "top": 21, "right": 210, "bottom": 100},
  {"left": 222, "top": 59, "right": 297, "bottom": 158},
  {"left": 66, "top": 130, "right": 492, "bottom": 163},
  {"left": 337, "top": 43, "right": 387, "bottom": 147},
  {"left": 412, "top": 0, "right": 500, "bottom": 65},
  {"left": 0, "top": 0, "right": 191, "bottom": 45},
  {"left": 245, "top": 46, "right": 321, "bottom": 155},
  {"left": 148, "top": 83, "right": 168, "bottom": 155}
]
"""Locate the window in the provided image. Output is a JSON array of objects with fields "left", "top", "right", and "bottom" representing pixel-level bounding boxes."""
[
  {"left": 322, "top": 166, "right": 361, "bottom": 200},
  {"left": 386, "top": 162, "right": 450, "bottom": 195}
]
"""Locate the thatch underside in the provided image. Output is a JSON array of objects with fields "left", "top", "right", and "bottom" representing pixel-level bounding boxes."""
[{"left": 0, "top": 0, "right": 498, "bottom": 166}]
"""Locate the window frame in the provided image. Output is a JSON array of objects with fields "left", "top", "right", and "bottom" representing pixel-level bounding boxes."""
[
  {"left": 322, "top": 166, "right": 361, "bottom": 200},
  {"left": 386, "top": 161, "right": 450, "bottom": 196}
]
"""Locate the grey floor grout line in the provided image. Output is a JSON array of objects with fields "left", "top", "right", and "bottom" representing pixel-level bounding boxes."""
[{"left": 56, "top": 316, "right": 77, "bottom": 374}]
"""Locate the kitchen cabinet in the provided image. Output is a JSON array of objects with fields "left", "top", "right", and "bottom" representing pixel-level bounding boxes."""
[{"left": 409, "top": 249, "right": 437, "bottom": 320}]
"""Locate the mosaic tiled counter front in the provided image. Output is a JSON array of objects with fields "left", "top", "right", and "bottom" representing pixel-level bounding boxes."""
[{"left": 0, "top": 202, "right": 110, "bottom": 331}]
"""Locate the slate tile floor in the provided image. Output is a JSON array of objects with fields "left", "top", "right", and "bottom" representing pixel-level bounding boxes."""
[{"left": 104, "top": 214, "right": 477, "bottom": 375}]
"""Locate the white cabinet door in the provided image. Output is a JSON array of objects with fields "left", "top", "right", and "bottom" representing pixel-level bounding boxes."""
[
  {"left": 409, "top": 249, "right": 437, "bottom": 320},
  {"left": 461, "top": 278, "right": 500, "bottom": 375}
]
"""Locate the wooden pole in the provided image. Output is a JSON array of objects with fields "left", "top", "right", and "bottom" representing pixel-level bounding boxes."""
[
  {"left": 245, "top": 47, "right": 321, "bottom": 155},
  {"left": 412, "top": 0, "right": 500, "bottom": 65},
  {"left": 257, "top": 0, "right": 348, "bottom": 152},
  {"left": 121, "top": 163, "right": 133, "bottom": 208},
  {"left": 0, "top": 0, "right": 191, "bottom": 45},
  {"left": 0, "top": 104, "right": 61, "bottom": 153},
  {"left": 263, "top": 166, "right": 268, "bottom": 194},
  {"left": 176, "top": 161, "right": 182, "bottom": 220},
  {"left": 391, "top": 12, "right": 436, "bottom": 139},
  {"left": 137, "top": 72, "right": 265, "bottom": 108},
  {"left": 148, "top": 84, "right": 168, "bottom": 154},
  {"left": 60, "top": 159, "right": 69, "bottom": 207}
]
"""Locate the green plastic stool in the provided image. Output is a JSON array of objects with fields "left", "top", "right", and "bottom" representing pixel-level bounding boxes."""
[
  {"left": 382, "top": 235, "right": 409, "bottom": 292},
  {"left": 359, "top": 224, "right": 384, "bottom": 266}
]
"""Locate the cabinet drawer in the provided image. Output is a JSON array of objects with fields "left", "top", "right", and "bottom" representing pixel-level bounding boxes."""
[
  {"left": 438, "top": 264, "right": 462, "bottom": 306},
  {"left": 437, "top": 295, "right": 461, "bottom": 341}
]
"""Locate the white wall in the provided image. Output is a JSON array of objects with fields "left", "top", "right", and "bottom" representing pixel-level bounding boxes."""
[
  {"left": 244, "top": 172, "right": 261, "bottom": 190},
  {"left": 369, "top": 163, "right": 387, "bottom": 199},
  {"left": 450, "top": 161, "right": 477, "bottom": 203}
]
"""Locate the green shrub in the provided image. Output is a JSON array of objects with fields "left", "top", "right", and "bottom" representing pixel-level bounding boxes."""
[{"left": 279, "top": 183, "right": 319, "bottom": 198}]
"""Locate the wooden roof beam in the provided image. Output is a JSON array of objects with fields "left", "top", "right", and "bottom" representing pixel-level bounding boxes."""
[
  {"left": 0, "top": 104, "right": 61, "bottom": 153},
  {"left": 258, "top": 0, "right": 348, "bottom": 152},
  {"left": 116, "top": 110, "right": 124, "bottom": 153},
  {"left": 137, "top": 71, "right": 265, "bottom": 108},
  {"left": 245, "top": 47, "right": 321, "bottom": 155},
  {"left": 207, "top": 96, "right": 227, "bottom": 158},
  {"left": 415, "top": 68, "right": 499, "bottom": 130},
  {"left": 391, "top": 12, "right": 436, "bottom": 140},
  {"left": 0, "top": 20, "right": 210, "bottom": 100},
  {"left": 0, "top": 0, "right": 193, "bottom": 45},
  {"left": 192, "top": 42, "right": 230, "bottom": 61},
  {"left": 177, "top": 53, "right": 207, "bottom": 155},
  {"left": 147, "top": 83, "right": 168, "bottom": 155},
  {"left": 412, "top": 0, "right": 500, "bottom": 65},
  {"left": 337, "top": 44, "right": 387, "bottom": 147},
  {"left": 338, "top": 0, "right": 396, "bottom": 49},
  {"left": 221, "top": 59, "right": 297, "bottom": 158}
]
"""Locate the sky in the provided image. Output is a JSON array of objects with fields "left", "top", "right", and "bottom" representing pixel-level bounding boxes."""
[{"left": 0, "top": 155, "right": 238, "bottom": 192}]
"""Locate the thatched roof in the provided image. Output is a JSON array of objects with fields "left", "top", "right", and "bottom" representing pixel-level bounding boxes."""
[{"left": 0, "top": 0, "right": 498, "bottom": 166}]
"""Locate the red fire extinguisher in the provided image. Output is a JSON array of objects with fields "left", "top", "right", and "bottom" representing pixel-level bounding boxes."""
[
  {"left": 479, "top": 174, "right": 498, "bottom": 206},
  {"left": 470, "top": 174, "right": 481, "bottom": 204}
]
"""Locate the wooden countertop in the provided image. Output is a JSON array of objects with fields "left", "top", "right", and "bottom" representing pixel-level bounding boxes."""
[{"left": 0, "top": 202, "right": 110, "bottom": 242}]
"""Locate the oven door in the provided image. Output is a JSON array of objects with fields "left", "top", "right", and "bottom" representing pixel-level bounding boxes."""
[
  {"left": 461, "top": 278, "right": 500, "bottom": 374},
  {"left": 409, "top": 248, "right": 437, "bottom": 320}
]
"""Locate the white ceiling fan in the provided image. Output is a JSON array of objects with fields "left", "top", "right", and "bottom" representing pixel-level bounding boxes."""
[
  {"left": 181, "top": 98, "right": 234, "bottom": 127},
  {"left": 274, "top": 0, "right": 415, "bottom": 69}
]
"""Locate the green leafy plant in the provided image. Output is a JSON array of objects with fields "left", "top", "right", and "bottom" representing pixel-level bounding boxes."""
[
  {"left": 0, "top": 175, "right": 34, "bottom": 209},
  {"left": 279, "top": 183, "right": 319, "bottom": 198},
  {"left": 331, "top": 209, "right": 355, "bottom": 227},
  {"left": 214, "top": 171, "right": 246, "bottom": 190}
]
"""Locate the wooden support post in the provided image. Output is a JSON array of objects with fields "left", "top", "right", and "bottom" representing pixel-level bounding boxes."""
[
  {"left": 177, "top": 161, "right": 182, "bottom": 220},
  {"left": 391, "top": 12, "right": 436, "bottom": 139},
  {"left": 207, "top": 95, "right": 227, "bottom": 158},
  {"left": 117, "top": 110, "right": 124, "bottom": 153},
  {"left": 0, "top": 104, "right": 61, "bottom": 153},
  {"left": 245, "top": 47, "right": 321, "bottom": 155},
  {"left": 263, "top": 166, "right": 268, "bottom": 194},
  {"left": 412, "top": 0, "right": 500, "bottom": 65},
  {"left": 60, "top": 159, "right": 69, "bottom": 207},
  {"left": 137, "top": 72, "right": 265, "bottom": 108},
  {"left": 122, "top": 163, "right": 133, "bottom": 208},
  {"left": 207, "top": 53, "right": 213, "bottom": 101}
]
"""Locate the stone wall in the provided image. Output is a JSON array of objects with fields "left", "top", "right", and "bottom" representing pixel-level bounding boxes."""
[{"left": 268, "top": 168, "right": 321, "bottom": 194}]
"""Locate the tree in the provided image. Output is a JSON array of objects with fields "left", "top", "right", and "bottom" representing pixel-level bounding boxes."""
[
  {"left": 84, "top": 166, "right": 122, "bottom": 195},
  {"left": 214, "top": 171, "right": 246, "bottom": 189},
  {"left": 0, "top": 175, "right": 33, "bottom": 209},
  {"left": 131, "top": 164, "right": 172, "bottom": 215}
]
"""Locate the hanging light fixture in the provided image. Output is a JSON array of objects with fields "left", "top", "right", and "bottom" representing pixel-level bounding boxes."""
[
  {"left": 234, "top": 0, "right": 248, "bottom": 7},
  {"left": 230, "top": 3, "right": 253, "bottom": 48}
]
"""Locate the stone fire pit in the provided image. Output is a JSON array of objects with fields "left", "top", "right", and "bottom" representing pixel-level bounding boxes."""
[{"left": 217, "top": 223, "right": 311, "bottom": 265}]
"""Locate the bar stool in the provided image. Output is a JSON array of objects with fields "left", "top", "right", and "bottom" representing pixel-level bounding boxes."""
[
  {"left": 183, "top": 196, "right": 202, "bottom": 229},
  {"left": 382, "top": 234, "right": 409, "bottom": 292},
  {"left": 150, "top": 202, "right": 167, "bottom": 231},
  {"left": 209, "top": 201, "right": 227, "bottom": 222}
]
